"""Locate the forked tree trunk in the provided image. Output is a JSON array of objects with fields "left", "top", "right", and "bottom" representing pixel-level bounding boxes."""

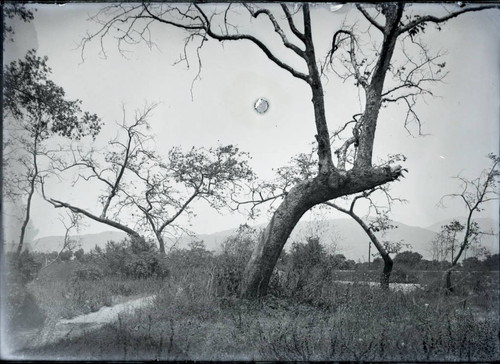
[{"left": 241, "top": 165, "right": 404, "bottom": 298}]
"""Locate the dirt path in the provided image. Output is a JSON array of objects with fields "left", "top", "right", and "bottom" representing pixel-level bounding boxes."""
[
  {"left": 10, "top": 294, "right": 156, "bottom": 356},
  {"left": 59, "top": 295, "right": 156, "bottom": 326},
  {"left": 332, "top": 280, "right": 422, "bottom": 292}
]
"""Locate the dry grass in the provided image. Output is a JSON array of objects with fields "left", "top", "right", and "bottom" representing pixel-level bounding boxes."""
[
  {"left": 28, "top": 261, "right": 165, "bottom": 320},
  {"left": 14, "top": 264, "right": 500, "bottom": 361}
]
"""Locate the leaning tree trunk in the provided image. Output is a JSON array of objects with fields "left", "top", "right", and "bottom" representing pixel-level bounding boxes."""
[
  {"left": 362, "top": 229, "right": 394, "bottom": 290},
  {"left": 240, "top": 4, "right": 404, "bottom": 299},
  {"left": 241, "top": 165, "right": 404, "bottom": 298},
  {"left": 328, "top": 204, "right": 394, "bottom": 290}
]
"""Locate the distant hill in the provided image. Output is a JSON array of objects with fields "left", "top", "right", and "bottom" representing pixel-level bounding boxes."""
[
  {"left": 424, "top": 217, "right": 499, "bottom": 257},
  {"left": 28, "top": 231, "right": 127, "bottom": 253},
  {"left": 28, "top": 217, "right": 498, "bottom": 262},
  {"left": 426, "top": 217, "right": 498, "bottom": 233}
]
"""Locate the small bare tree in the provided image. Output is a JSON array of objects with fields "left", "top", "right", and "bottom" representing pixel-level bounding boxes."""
[
  {"left": 438, "top": 154, "right": 499, "bottom": 293},
  {"left": 45, "top": 104, "right": 254, "bottom": 253},
  {"left": 325, "top": 182, "right": 407, "bottom": 289},
  {"left": 41, "top": 211, "right": 81, "bottom": 269},
  {"left": 43, "top": 105, "right": 155, "bottom": 242}
]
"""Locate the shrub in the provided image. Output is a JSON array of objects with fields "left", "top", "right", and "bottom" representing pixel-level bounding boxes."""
[
  {"left": 5, "top": 251, "right": 46, "bottom": 332},
  {"left": 211, "top": 254, "right": 245, "bottom": 297},
  {"left": 7, "top": 251, "right": 42, "bottom": 284},
  {"left": 204, "top": 225, "right": 257, "bottom": 297},
  {"left": 90, "top": 236, "right": 169, "bottom": 279},
  {"left": 72, "top": 265, "right": 104, "bottom": 282},
  {"left": 393, "top": 251, "right": 423, "bottom": 268},
  {"left": 390, "top": 267, "right": 419, "bottom": 283},
  {"left": 74, "top": 248, "right": 85, "bottom": 262},
  {"left": 59, "top": 250, "right": 73, "bottom": 261},
  {"left": 5, "top": 280, "right": 46, "bottom": 331},
  {"left": 62, "top": 280, "right": 113, "bottom": 316}
]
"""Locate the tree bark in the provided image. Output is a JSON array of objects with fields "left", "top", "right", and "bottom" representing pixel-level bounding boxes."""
[
  {"left": 47, "top": 198, "right": 143, "bottom": 241},
  {"left": 156, "top": 232, "right": 166, "bottom": 254},
  {"left": 349, "top": 215, "right": 394, "bottom": 290},
  {"left": 381, "top": 253, "right": 393, "bottom": 289},
  {"left": 241, "top": 165, "right": 404, "bottom": 298},
  {"left": 17, "top": 134, "right": 39, "bottom": 256},
  {"left": 354, "top": 4, "right": 403, "bottom": 170},
  {"left": 17, "top": 175, "right": 36, "bottom": 256},
  {"left": 444, "top": 269, "right": 454, "bottom": 293}
]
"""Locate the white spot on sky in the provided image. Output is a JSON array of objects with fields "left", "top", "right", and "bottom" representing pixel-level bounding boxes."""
[{"left": 254, "top": 98, "right": 269, "bottom": 114}]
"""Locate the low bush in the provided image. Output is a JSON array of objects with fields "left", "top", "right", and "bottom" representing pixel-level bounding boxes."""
[
  {"left": 7, "top": 251, "right": 42, "bottom": 285},
  {"left": 390, "top": 267, "right": 419, "bottom": 283},
  {"left": 209, "top": 254, "right": 246, "bottom": 297},
  {"left": 72, "top": 265, "right": 104, "bottom": 282},
  {"left": 20, "top": 279, "right": 499, "bottom": 361},
  {"left": 90, "top": 237, "right": 169, "bottom": 279}
]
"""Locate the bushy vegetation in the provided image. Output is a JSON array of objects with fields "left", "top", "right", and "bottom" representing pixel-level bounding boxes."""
[
  {"left": 6, "top": 231, "right": 499, "bottom": 361},
  {"left": 4, "top": 251, "right": 46, "bottom": 333},
  {"left": 18, "top": 241, "right": 499, "bottom": 361},
  {"left": 88, "top": 236, "right": 170, "bottom": 279}
]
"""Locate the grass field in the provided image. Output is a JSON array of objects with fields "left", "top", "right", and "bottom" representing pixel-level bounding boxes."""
[{"left": 7, "top": 259, "right": 499, "bottom": 361}]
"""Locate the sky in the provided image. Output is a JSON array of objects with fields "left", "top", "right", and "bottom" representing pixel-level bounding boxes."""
[{"left": 3, "top": 3, "right": 499, "bottom": 244}]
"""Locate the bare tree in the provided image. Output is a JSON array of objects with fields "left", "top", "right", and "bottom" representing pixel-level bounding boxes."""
[
  {"left": 438, "top": 154, "right": 499, "bottom": 293},
  {"left": 325, "top": 183, "right": 406, "bottom": 289},
  {"left": 43, "top": 105, "right": 153, "bottom": 242},
  {"left": 431, "top": 220, "right": 465, "bottom": 264},
  {"left": 79, "top": 3, "right": 499, "bottom": 297},
  {"left": 3, "top": 50, "right": 101, "bottom": 256},
  {"left": 126, "top": 144, "right": 253, "bottom": 253},
  {"left": 41, "top": 211, "right": 81, "bottom": 269},
  {"left": 44, "top": 104, "right": 253, "bottom": 253}
]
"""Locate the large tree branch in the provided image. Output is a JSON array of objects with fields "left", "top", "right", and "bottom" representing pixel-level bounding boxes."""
[
  {"left": 280, "top": 3, "right": 306, "bottom": 42},
  {"left": 399, "top": 5, "right": 500, "bottom": 35},
  {"left": 302, "top": 4, "right": 335, "bottom": 173},
  {"left": 45, "top": 196, "right": 141, "bottom": 238},
  {"left": 356, "top": 4, "right": 384, "bottom": 32},
  {"left": 243, "top": 3, "right": 306, "bottom": 58},
  {"left": 325, "top": 200, "right": 389, "bottom": 260},
  {"left": 193, "top": 4, "right": 310, "bottom": 83},
  {"left": 354, "top": 3, "right": 404, "bottom": 169},
  {"left": 157, "top": 184, "right": 201, "bottom": 235}
]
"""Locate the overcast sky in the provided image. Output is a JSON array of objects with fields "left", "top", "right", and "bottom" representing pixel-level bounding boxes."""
[{"left": 3, "top": 3, "right": 499, "bottom": 243}]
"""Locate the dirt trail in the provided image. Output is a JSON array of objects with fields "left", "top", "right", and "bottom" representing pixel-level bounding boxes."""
[
  {"left": 332, "top": 281, "right": 422, "bottom": 292},
  {"left": 59, "top": 295, "right": 156, "bottom": 326},
  {"left": 10, "top": 294, "right": 156, "bottom": 355}
]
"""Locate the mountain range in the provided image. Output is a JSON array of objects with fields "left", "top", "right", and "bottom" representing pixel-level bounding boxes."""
[{"left": 24, "top": 217, "right": 498, "bottom": 262}]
